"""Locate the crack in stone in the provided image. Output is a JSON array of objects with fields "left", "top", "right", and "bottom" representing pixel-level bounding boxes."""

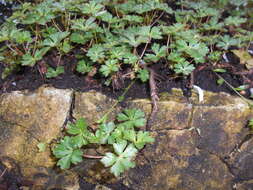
[
  {"left": 0, "top": 118, "right": 41, "bottom": 143},
  {"left": 61, "top": 90, "right": 75, "bottom": 129},
  {"left": 216, "top": 155, "right": 236, "bottom": 178},
  {"left": 150, "top": 127, "right": 192, "bottom": 132},
  {"left": 195, "top": 130, "right": 253, "bottom": 184},
  {"left": 25, "top": 130, "right": 41, "bottom": 143},
  {"left": 225, "top": 134, "right": 253, "bottom": 168},
  {"left": 187, "top": 103, "right": 195, "bottom": 128},
  {"left": 236, "top": 134, "right": 253, "bottom": 152},
  {"left": 149, "top": 102, "right": 195, "bottom": 132},
  {"left": 0, "top": 119, "right": 28, "bottom": 130},
  {"left": 233, "top": 178, "right": 253, "bottom": 189},
  {"left": 196, "top": 146, "right": 236, "bottom": 178}
]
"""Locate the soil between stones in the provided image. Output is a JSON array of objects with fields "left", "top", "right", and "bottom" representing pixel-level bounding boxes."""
[{"left": 0, "top": 59, "right": 245, "bottom": 100}]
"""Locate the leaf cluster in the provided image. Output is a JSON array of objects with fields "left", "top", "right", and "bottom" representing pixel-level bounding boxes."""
[
  {"left": 46, "top": 66, "right": 64, "bottom": 78},
  {"left": 52, "top": 108, "right": 154, "bottom": 177},
  {"left": 0, "top": 0, "right": 252, "bottom": 80}
]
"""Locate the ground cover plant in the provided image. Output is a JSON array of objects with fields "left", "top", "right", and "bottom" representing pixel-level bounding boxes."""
[
  {"left": 0, "top": 0, "right": 252, "bottom": 87},
  {"left": 52, "top": 108, "right": 154, "bottom": 177}
]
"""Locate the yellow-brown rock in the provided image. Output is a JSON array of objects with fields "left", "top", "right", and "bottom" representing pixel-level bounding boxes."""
[
  {"left": 122, "top": 88, "right": 253, "bottom": 190},
  {"left": 1, "top": 87, "right": 253, "bottom": 190},
  {"left": 0, "top": 86, "right": 73, "bottom": 178},
  {"left": 73, "top": 90, "right": 120, "bottom": 125}
]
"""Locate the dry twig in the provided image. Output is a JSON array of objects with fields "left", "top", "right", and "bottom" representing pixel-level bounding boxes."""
[
  {"left": 139, "top": 60, "right": 159, "bottom": 130},
  {"left": 83, "top": 154, "right": 103, "bottom": 159},
  {"left": 0, "top": 168, "right": 7, "bottom": 179}
]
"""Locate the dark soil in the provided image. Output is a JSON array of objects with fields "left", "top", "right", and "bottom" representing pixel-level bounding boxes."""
[
  {"left": 0, "top": 56, "right": 248, "bottom": 100},
  {"left": 0, "top": 1, "right": 250, "bottom": 100},
  {"left": 1, "top": 54, "right": 251, "bottom": 189},
  {"left": 0, "top": 1, "right": 18, "bottom": 24}
]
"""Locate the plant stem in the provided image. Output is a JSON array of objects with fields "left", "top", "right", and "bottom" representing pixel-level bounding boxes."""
[
  {"left": 214, "top": 72, "right": 252, "bottom": 105},
  {"left": 83, "top": 154, "right": 103, "bottom": 159},
  {"left": 97, "top": 80, "right": 135, "bottom": 123},
  {"left": 16, "top": 0, "right": 23, "bottom": 4},
  {"left": 6, "top": 43, "right": 23, "bottom": 56},
  {"left": 52, "top": 19, "right": 62, "bottom": 32},
  {"left": 150, "top": 11, "right": 165, "bottom": 27},
  {"left": 0, "top": 168, "right": 7, "bottom": 179},
  {"left": 166, "top": 35, "right": 170, "bottom": 54},
  {"left": 139, "top": 37, "right": 150, "bottom": 59},
  {"left": 33, "top": 24, "right": 39, "bottom": 55}
]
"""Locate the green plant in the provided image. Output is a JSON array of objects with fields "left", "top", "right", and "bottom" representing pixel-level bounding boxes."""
[
  {"left": 216, "top": 35, "right": 240, "bottom": 50},
  {"left": 248, "top": 118, "right": 253, "bottom": 130},
  {"left": 144, "top": 43, "right": 167, "bottom": 62},
  {"left": 174, "top": 61, "right": 195, "bottom": 76},
  {"left": 76, "top": 60, "right": 93, "bottom": 74},
  {"left": 99, "top": 59, "right": 119, "bottom": 77},
  {"left": 137, "top": 69, "right": 149, "bottom": 82},
  {"left": 117, "top": 108, "right": 146, "bottom": 128},
  {"left": 52, "top": 108, "right": 154, "bottom": 177},
  {"left": 101, "top": 140, "right": 137, "bottom": 177},
  {"left": 233, "top": 85, "right": 249, "bottom": 92},
  {"left": 0, "top": 0, "right": 252, "bottom": 82},
  {"left": 21, "top": 47, "right": 50, "bottom": 66},
  {"left": 37, "top": 142, "right": 47, "bottom": 152},
  {"left": 53, "top": 136, "right": 83, "bottom": 169},
  {"left": 45, "top": 66, "right": 64, "bottom": 78},
  {"left": 42, "top": 31, "right": 69, "bottom": 48}
]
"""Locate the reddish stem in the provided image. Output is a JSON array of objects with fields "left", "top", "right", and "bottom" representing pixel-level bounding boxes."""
[{"left": 83, "top": 154, "right": 103, "bottom": 159}]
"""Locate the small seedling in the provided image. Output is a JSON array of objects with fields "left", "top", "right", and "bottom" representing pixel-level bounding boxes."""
[
  {"left": 37, "top": 142, "right": 47, "bottom": 152},
  {"left": 174, "top": 61, "right": 195, "bottom": 76},
  {"left": 46, "top": 66, "right": 64, "bottom": 78},
  {"left": 248, "top": 119, "right": 253, "bottom": 132}
]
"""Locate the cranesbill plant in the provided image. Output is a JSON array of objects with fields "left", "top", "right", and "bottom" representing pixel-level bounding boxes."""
[{"left": 52, "top": 108, "right": 154, "bottom": 177}]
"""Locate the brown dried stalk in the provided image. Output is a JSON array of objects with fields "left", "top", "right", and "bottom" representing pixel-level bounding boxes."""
[
  {"left": 139, "top": 60, "right": 159, "bottom": 130},
  {"left": 0, "top": 168, "right": 7, "bottom": 179},
  {"left": 147, "top": 68, "right": 159, "bottom": 130},
  {"left": 83, "top": 154, "right": 103, "bottom": 159}
]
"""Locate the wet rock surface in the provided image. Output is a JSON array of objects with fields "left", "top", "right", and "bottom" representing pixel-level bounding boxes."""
[{"left": 0, "top": 86, "right": 253, "bottom": 189}]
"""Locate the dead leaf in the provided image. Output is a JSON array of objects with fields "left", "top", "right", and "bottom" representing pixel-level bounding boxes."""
[{"left": 232, "top": 49, "right": 253, "bottom": 69}]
